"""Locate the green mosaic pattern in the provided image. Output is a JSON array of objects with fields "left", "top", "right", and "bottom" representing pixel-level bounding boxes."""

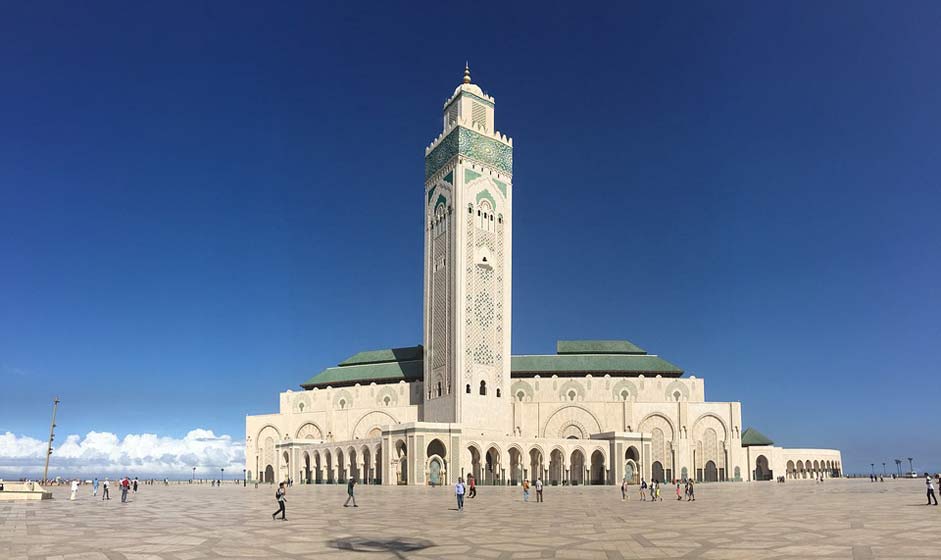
[
  {"left": 425, "top": 126, "right": 513, "bottom": 180},
  {"left": 442, "top": 171, "right": 453, "bottom": 184},
  {"left": 427, "top": 185, "right": 436, "bottom": 204},
  {"left": 476, "top": 189, "right": 496, "bottom": 208},
  {"left": 464, "top": 169, "right": 481, "bottom": 183},
  {"left": 493, "top": 179, "right": 507, "bottom": 198}
]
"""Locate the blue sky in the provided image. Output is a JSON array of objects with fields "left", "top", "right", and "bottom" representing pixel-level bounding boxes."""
[{"left": 1, "top": 1, "right": 939, "bottom": 477}]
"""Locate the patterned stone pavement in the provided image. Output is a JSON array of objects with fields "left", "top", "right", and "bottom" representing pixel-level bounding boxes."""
[{"left": 1, "top": 479, "right": 937, "bottom": 559}]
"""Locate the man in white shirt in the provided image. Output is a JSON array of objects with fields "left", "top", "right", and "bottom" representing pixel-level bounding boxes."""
[
  {"left": 927, "top": 473, "right": 938, "bottom": 505},
  {"left": 455, "top": 477, "right": 466, "bottom": 511},
  {"left": 535, "top": 478, "right": 544, "bottom": 503}
]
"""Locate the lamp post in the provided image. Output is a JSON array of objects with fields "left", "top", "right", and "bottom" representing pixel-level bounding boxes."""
[
  {"left": 895, "top": 459, "right": 902, "bottom": 477},
  {"left": 192, "top": 466, "right": 196, "bottom": 483},
  {"left": 870, "top": 463, "right": 874, "bottom": 478},
  {"left": 243, "top": 468, "right": 246, "bottom": 487},
  {"left": 42, "top": 397, "right": 60, "bottom": 484},
  {"left": 882, "top": 463, "right": 886, "bottom": 477},
  {"left": 907, "top": 457, "right": 913, "bottom": 474},
  {"left": 221, "top": 468, "right": 224, "bottom": 483}
]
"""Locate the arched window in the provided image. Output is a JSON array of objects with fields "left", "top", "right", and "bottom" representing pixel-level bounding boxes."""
[
  {"left": 568, "top": 390, "right": 577, "bottom": 401},
  {"left": 338, "top": 399, "right": 346, "bottom": 410},
  {"left": 496, "top": 388, "right": 501, "bottom": 398},
  {"left": 620, "top": 390, "right": 629, "bottom": 401},
  {"left": 383, "top": 396, "right": 391, "bottom": 407},
  {"left": 479, "top": 381, "right": 487, "bottom": 396},
  {"left": 673, "top": 391, "right": 681, "bottom": 402},
  {"left": 516, "top": 391, "right": 525, "bottom": 401},
  {"left": 298, "top": 402, "right": 305, "bottom": 412},
  {"left": 466, "top": 384, "right": 471, "bottom": 394}
]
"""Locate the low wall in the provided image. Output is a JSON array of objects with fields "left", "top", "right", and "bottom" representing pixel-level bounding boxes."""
[{"left": 0, "top": 481, "right": 53, "bottom": 500}]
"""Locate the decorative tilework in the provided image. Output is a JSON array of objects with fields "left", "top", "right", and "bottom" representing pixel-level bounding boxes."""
[
  {"left": 465, "top": 169, "right": 482, "bottom": 183},
  {"left": 476, "top": 189, "right": 496, "bottom": 209},
  {"left": 427, "top": 185, "right": 436, "bottom": 204},
  {"left": 493, "top": 179, "right": 507, "bottom": 198},
  {"left": 442, "top": 171, "right": 453, "bottom": 184},
  {"left": 425, "top": 126, "right": 513, "bottom": 180}
]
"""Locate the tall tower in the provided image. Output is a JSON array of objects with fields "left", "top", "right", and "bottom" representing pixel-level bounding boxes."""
[{"left": 422, "top": 66, "right": 513, "bottom": 434}]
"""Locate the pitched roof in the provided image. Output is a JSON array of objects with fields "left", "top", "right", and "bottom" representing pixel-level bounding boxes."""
[
  {"left": 301, "top": 360, "right": 423, "bottom": 389},
  {"left": 556, "top": 340, "right": 646, "bottom": 355},
  {"left": 338, "top": 345, "right": 423, "bottom": 366},
  {"left": 510, "top": 354, "right": 682, "bottom": 376},
  {"left": 741, "top": 428, "right": 775, "bottom": 447}
]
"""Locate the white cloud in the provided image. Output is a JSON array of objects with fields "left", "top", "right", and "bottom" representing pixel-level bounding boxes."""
[{"left": 0, "top": 429, "right": 244, "bottom": 479}]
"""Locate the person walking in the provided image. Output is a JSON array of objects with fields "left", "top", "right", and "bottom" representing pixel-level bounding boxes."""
[
  {"left": 640, "top": 478, "right": 647, "bottom": 501},
  {"left": 69, "top": 479, "right": 79, "bottom": 501},
  {"left": 522, "top": 479, "right": 530, "bottom": 502},
  {"left": 344, "top": 476, "right": 358, "bottom": 507},
  {"left": 92, "top": 477, "right": 99, "bottom": 497},
  {"left": 655, "top": 480, "right": 662, "bottom": 501},
  {"left": 120, "top": 476, "right": 130, "bottom": 503},
  {"left": 621, "top": 478, "right": 628, "bottom": 501},
  {"left": 676, "top": 480, "right": 682, "bottom": 500},
  {"left": 535, "top": 477, "right": 543, "bottom": 503},
  {"left": 272, "top": 482, "right": 287, "bottom": 520},
  {"left": 687, "top": 479, "right": 695, "bottom": 501},
  {"left": 926, "top": 473, "right": 938, "bottom": 505},
  {"left": 468, "top": 474, "right": 477, "bottom": 499},
  {"left": 102, "top": 478, "right": 110, "bottom": 500},
  {"left": 133, "top": 477, "right": 139, "bottom": 494},
  {"left": 455, "top": 477, "right": 466, "bottom": 511}
]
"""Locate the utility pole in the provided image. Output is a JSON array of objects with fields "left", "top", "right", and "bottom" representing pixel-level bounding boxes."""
[
  {"left": 907, "top": 457, "right": 913, "bottom": 474},
  {"left": 42, "top": 397, "right": 60, "bottom": 484},
  {"left": 895, "top": 459, "right": 902, "bottom": 477}
]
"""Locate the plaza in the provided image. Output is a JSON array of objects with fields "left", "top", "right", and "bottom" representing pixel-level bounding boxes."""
[{"left": 1, "top": 479, "right": 937, "bottom": 559}]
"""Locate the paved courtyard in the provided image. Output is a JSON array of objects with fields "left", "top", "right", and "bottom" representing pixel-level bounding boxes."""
[{"left": 1, "top": 479, "right": 937, "bottom": 559}]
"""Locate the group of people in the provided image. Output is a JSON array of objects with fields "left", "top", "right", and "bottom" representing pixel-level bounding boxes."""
[
  {"left": 64, "top": 476, "right": 139, "bottom": 503},
  {"left": 635, "top": 478, "right": 695, "bottom": 501}
]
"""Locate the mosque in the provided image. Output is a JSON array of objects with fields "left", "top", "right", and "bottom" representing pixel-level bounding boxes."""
[{"left": 245, "top": 67, "right": 842, "bottom": 487}]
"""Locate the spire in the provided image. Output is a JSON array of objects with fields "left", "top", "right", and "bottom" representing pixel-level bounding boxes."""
[{"left": 463, "top": 62, "right": 471, "bottom": 84}]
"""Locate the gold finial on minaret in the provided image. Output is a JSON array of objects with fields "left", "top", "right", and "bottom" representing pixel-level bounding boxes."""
[{"left": 463, "top": 62, "right": 471, "bottom": 84}]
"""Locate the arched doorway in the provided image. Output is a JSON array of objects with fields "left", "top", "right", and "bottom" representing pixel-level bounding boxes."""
[
  {"left": 509, "top": 448, "right": 523, "bottom": 484},
  {"left": 468, "top": 446, "right": 482, "bottom": 483},
  {"left": 651, "top": 460, "right": 664, "bottom": 483},
  {"left": 625, "top": 446, "right": 640, "bottom": 484},
  {"left": 755, "top": 455, "right": 771, "bottom": 481},
  {"left": 704, "top": 460, "right": 718, "bottom": 482},
  {"left": 282, "top": 451, "right": 290, "bottom": 483},
  {"left": 361, "top": 446, "right": 371, "bottom": 484},
  {"left": 590, "top": 450, "right": 605, "bottom": 485},
  {"left": 529, "top": 448, "right": 544, "bottom": 484},
  {"left": 485, "top": 447, "right": 501, "bottom": 485},
  {"left": 549, "top": 449, "right": 563, "bottom": 485},
  {"left": 786, "top": 460, "right": 795, "bottom": 479},
  {"left": 374, "top": 446, "right": 382, "bottom": 484},
  {"left": 336, "top": 449, "right": 346, "bottom": 482},
  {"left": 395, "top": 440, "right": 408, "bottom": 485},
  {"left": 264, "top": 464, "right": 274, "bottom": 483},
  {"left": 427, "top": 439, "right": 447, "bottom": 486},
  {"left": 325, "top": 450, "right": 334, "bottom": 483},
  {"left": 570, "top": 450, "right": 585, "bottom": 485},
  {"left": 303, "top": 452, "right": 311, "bottom": 483}
]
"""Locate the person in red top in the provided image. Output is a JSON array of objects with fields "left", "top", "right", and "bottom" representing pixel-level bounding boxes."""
[
  {"left": 467, "top": 474, "right": 477, "bottom": 498},
  {"left": 120, "top": 476, "right": 130, "bottom": 503}
]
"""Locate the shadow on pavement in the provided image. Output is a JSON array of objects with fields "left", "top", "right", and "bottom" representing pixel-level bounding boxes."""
[{"left": 330, "top": 536, "right": 434, "bottom": 557}]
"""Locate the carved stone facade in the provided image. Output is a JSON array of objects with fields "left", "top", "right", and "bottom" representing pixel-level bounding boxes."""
[{"left": 245, "top": 69, "right": 842, "bottom": 487}]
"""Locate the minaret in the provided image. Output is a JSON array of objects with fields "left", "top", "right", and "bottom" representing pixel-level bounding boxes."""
[{"left": 422, "top": 66, "right": 513, "bottom": 434}]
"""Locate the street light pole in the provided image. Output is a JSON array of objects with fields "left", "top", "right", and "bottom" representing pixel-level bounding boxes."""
[
  {"left": 243, "top": 468, "right": 246, "bottom": 487},
  {"left": 42, "top": 397, "right": 60, "bottom": 484},
  {"left": 907, "top": 457, "right": 913, "bottom": 474},
  {"left": 221, "top": 468, "right": 224, "bottom": 483},
  {"left": 192, "top": 466, "right": 196, "bottom": 483},
  {"left": 882, "top": 463, "right": 886, "bottom": 476}
]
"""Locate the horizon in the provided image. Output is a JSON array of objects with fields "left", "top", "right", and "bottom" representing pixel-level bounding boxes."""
[{"left": 3, "top": 2, "right": 940, "bottom": 478}]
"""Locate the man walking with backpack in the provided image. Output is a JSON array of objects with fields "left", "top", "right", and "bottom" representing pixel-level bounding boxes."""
[
  {"left": 272, "top": 482, "right": 287, "bottom": 520},
  {"left": 344, "top": 476, "right": 358, "bottom": 507}
]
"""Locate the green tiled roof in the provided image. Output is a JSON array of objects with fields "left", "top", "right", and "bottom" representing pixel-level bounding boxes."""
[
  {"left": 338, "top": 345, "right": 423, "bottom": 366},
  {"left": 741, "top": 428, "right": 774, "bottom": 447},
  {"left": 511, "top": 354, "right": 682, "bottom": 376},
  {"left": 301, "top": 360, "right": 423, "bottom": 389},
  {"left": 556, "top": 340, "right": 646, "bottom": 355}
]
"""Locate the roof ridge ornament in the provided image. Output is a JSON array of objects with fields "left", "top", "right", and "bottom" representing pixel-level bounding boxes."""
[{"left": 463, "top": 62, "right": 471, "bottom": 84}]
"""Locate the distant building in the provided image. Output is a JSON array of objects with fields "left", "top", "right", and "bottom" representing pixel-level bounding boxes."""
[{"left": 245, "top": 67, "right": 841, "bottom": 486}]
